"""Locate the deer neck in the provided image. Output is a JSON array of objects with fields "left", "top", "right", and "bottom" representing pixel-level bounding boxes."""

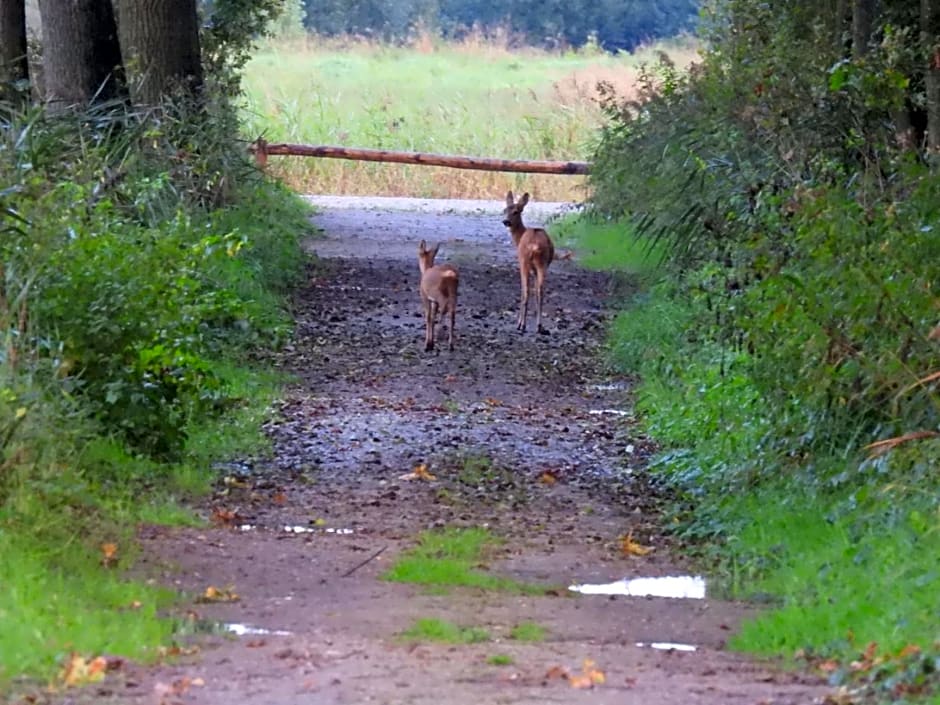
[{"left": 508, "top": 221, "right": 527, "bottom": 247}]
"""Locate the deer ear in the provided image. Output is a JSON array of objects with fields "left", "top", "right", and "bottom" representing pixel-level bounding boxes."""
[
  {"left": 419, "top": 239, "right": 427, "bottom": 251},
  {"left": 520, "top": 193, "right": 530, "bottom": 206},
  {"left": 506, "top": 191, "right": 514, "bottom": 206}
]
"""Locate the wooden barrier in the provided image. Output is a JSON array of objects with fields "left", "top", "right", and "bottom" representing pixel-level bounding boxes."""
[{"left": 250, "top": 139, "right": 591, "bottom": 175}]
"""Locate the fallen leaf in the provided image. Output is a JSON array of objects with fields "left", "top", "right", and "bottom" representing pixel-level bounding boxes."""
[
  {"left": 60, "top": 654, "right": 108, "bottom": 687},
  {"left": 818, "top": 659, "right": 840, "bottom": 673},
  {"left": 272, "top": 491, "right": 288, "bottom": 505},
  {"left": 100, "top": 542, "right": 119, "bottom": 568},
  {"left": 211, "top": 507, "right": 240, "bottom": 526},
  {"left": 538, "top": 470, "right": 558, "bottom": 485},
  {"left": 399, "top": 464, "right": 436, "bottom": 481},
  {"left": 197, "top": 585, "right": 240, "bottom": 603},
  {"left": 569, "top": 659, "right": 606, "bottom": 689},
  {"left": 483, "top": 397, "right": 502, "bottom": 407},
  {"left": 620, "top": 531, "right": 653, "bottom": 557},
  {"left": 544, "top": 665, "right": 569, "bottom": 682}
]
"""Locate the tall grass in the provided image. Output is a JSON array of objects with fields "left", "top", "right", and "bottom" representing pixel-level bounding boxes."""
[{"left": 241, "top": 35, "right": 699, "bottom": 200}]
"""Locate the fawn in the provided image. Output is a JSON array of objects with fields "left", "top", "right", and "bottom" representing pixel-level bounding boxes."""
[
  {"left": 417, "top": 240, "right": 459, "bottom": 351},
  {"left": 502, "top": 191, "right": 555, "bottom": 334}
]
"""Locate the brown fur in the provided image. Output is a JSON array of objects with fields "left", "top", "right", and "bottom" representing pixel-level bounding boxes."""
[
  {"left": 502, "top": 191, "right": 554, "bottom": 333},
  {"left": 417, "top": 240, "right": 459, "bottom": 351}
]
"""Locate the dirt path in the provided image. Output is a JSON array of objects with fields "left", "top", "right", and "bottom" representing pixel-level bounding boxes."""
[{"left": 109, "top": 198, "right": 828, "bottom": 704}]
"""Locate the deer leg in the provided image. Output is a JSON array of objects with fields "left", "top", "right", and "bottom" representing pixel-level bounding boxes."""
[
  {"left": 424, "top": 300, "right": 436, "bottom": 352},
  {"left": 448, "top": 299, "right": 456, "bottom": 351},
  {"left": 535, "top": 264, "right": 547, "bottom": 334},
  {"left": 517, "top": 262, "right": 530, "bottom": 333}
]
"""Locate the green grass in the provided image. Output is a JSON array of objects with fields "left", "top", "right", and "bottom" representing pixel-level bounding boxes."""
[
  {"left": 488, "top": 654, "right": 515, "bottom": 666},
  {"left": 726, "top": 483, "right": 940, "bottom": 657},
  {"left": 552, "top": 215, "right": 665, "bottom": 276},
  {"left": 509, "top": 621, "right": 547, "bottom": 642},
  {"left": 400, "top": 618, "right": 490, "bottom": 644},
  {"left": 382, "top": 527, "right": 538, "bottom": 593},
  {"left": 0, "top": 531, "right": 178, "bottom": 682}
]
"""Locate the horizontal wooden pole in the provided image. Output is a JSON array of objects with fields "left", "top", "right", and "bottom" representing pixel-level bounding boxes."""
[{"left": 250, "top": 141, "right": 590, "bottom": 175}]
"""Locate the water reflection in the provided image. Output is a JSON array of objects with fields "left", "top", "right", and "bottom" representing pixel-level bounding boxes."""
[
  {"left": 568, "top": 575, "right": 706, "bottom": 599},
  {"left": 225, "top": 623, "right": 292, "bottom": 637}
]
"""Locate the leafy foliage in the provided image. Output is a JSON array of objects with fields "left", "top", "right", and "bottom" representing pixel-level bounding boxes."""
[{"left": 587, "top": 0, "right": 940, "bottom": 696}]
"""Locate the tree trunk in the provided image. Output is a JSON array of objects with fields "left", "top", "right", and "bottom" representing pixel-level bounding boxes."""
[
  {"left": 0, "top": 0, "right": 29, "bottom": 101},
  {"left": 833, "top": 0, "right": 850, "bottom": 54},
  {"left": 115, "top": 0, "right": 202, "bottom": 107},
  {"left": 924, "top": 0, "right": 940, "bottom": 154},
  {"left": 38, "top": 0, "right": 125, "bottom": 108},
  {"left": 852, "top": 0, "right": 878, "bottom": 57}
]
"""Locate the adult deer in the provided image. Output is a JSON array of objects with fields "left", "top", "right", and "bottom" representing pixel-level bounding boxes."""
[
  {"left": 417, "top": 240, "right": 459, "bottom": 352},
  {"left": 502, "top": 191, "right": 554, "bottom": 334}
]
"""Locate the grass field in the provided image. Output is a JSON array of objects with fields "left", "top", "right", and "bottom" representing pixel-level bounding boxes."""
[{"left": 241, "top": 34, "right": 698, "bottom": 200}]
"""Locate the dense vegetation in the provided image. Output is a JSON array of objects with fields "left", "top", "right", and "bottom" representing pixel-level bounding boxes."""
[
  {"left": 583, "top": 0, "right": 940, "bottom": 700},
  {"left": 286, "top": 0, "right": 697, "bottom": 51},
  {"left": 0, "top": 0, "right": 310, "bottom": 686}
]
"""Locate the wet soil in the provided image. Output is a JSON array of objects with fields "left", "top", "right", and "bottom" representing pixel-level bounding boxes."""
[{"left": 65, "top": 197, "right": 831, "bottom": 704}]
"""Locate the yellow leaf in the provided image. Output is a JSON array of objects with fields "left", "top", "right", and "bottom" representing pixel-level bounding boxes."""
[
  {"left": 620, "top": 531, "right": 653, "bottom": 557},
  {"left": 15, "top": 407, "right": 26, "bottom": 419},
  {"left": 399, "top": 464, "right": 436, "bottom": 481},
  {"left": 314, "top": 517, "right": 327, "bottom": 526},
  {"left": 570, "top": 659, "right": 605, "bottom": 689},
  {"left": 100, "top": 542, "right": 119, "bottom": 567},
  {"left": 198, "top": 585, "right": 240, "bottom": 603},
  {"left": 60, "top": 654, "right": 108, "bottom": 687}
]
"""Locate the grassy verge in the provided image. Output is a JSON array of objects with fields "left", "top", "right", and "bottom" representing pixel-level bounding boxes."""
[
  {"left": 240, "top": 36, "right": 698, "bottom": 200},
  {"left": 0, "top": 169, "right": 312, "bottom": 690},
  {"left": 566, "top": 215, "right": 940, "bottom": 701}
]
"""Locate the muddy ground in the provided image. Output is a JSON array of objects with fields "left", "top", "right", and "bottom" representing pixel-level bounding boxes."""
[{"left": 57, "top": 197, "right": 831, "bottom": 704}]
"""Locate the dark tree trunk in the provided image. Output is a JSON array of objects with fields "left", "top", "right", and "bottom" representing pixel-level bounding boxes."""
[
  {"left": 115, "top": 0, "right": 203, "bottom": 107},
  {"left": 833, "top": 0, "right": 851, "bottom": 54},
  {"left": 924, "top": 0, "right": 940, "bottom": 154},
  {"left": 38, "top": 0, "right": 125, "bottom": 108},
  {"left": 0, "top": 0, "right": 29, "bottom": 101},
  {"left": 852, "top": 0, "right": 878, "bottom": 57}
]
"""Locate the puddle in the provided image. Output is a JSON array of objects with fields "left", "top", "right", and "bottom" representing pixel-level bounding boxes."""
[
  {"left": 588, "top": 409, "right": 632, "bottom": 417},
  {"left": 238, "top": 524, "right": 354, "bottom": 535},
  {"left": 225, "top": 623, "right": 292, "bottom": 637},
  {"left": 636, "top": 642, "right": 697, "bottom": 652},
  {"left": 284, "top": 525, "right": 354, "bottom": 535},
  {"left": 588, "top": 382, "right": 628, "bottom": 391},
  {"left": 568, "top": 575, "right": 706, "bottom": 599}
]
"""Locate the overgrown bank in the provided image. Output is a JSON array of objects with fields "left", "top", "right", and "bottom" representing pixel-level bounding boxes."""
[
  {"left": 0, "top": 99, "right": 311, "bottom": 685},
  {"left": 579, "top": 2, "right": 939, "bottom": 701}
]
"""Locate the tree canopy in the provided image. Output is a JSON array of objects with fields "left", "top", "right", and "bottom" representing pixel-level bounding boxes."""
[{"left": 300, "top": 0, "right": 699, "bottom": 51}]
